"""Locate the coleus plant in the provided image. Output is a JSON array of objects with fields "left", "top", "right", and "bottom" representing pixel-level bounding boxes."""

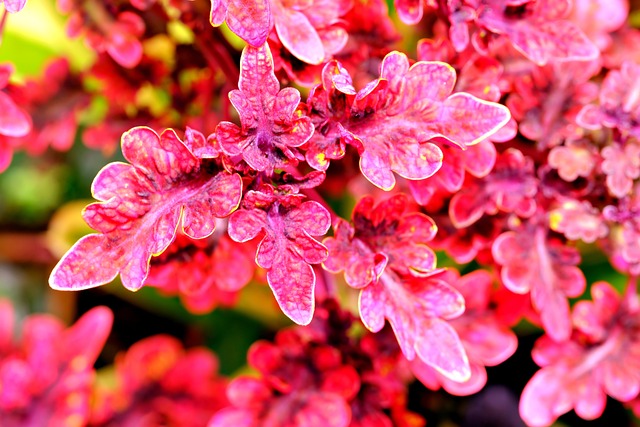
[{"left": 0, "top": 0, "right": 639, "bottom": 425}]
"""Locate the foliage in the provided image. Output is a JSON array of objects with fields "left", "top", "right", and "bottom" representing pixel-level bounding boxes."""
[{"left": 1, "top": 0, "right": 640, "bottom": 426}]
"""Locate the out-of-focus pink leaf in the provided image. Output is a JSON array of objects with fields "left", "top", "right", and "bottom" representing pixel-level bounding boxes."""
[
  {"left": 147, "top": 233, "right": 255, "bottom": 314},
  {"left": 228, "top": 186, "right": 330, "bottom": 325},
  {"left": 507, "top": 61, "right": 600, "bottom": 149},
  {"left": 0, "top": 300, "right": 14, "bottom": 353},
  {"left": 547, "top": 142, "right": 596, "bottom": 182},
  {"left": 600, "top": 142, "right": 640, "bottom": 198},
  {"left": 273, "top": 3, "right": 325, "bottom": 65},
  {"left": 521, "top": 281, "right": 640, "bottom": 426},
  {"left": 359, "top": 271, "right": 470, "bottom": 382},
  {"left": 577, "top": 62, "right": 640, "bottom": 137},
  {"left": 49, "top": 127, "right": 242, "bottom": 292},
  {"left": 477, "top": 0, "right": 599, "bottom": 66},
  {"left": 0, "top": 92, "right": 31, "bottom": 139},
  {"left": 449, "top": 148, "right": 537, "bottom": 228},
  {"left": 410, "top": 270, "right": 517, "bottom": 395},
  {"left": 63, "top": 306, "right": 113, "bottom": 365},
  {"left": 3, "top": 0, "right": 27, "bottom": 13},
  {"left": 549, "top": 200, "right": 608, "bottom": 243},
  {"left": 394, "top": 0, "right": 423, "bottom": 25},
  {"left": 209, "top": 0, "right": 271, "bottom": 47},
  {"left": 492, "top": 228, "right": 585, "bottom": 341}
]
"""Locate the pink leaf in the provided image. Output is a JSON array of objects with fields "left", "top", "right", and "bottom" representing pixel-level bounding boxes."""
[
  {"left": 217, "top": 43, "right": 314, "bottom": 174},
  {"left": 209, "top": 0, "right": 271, "bottom": 47},
  {"left": 63, "top": 306, "right": 113, "bottom": 365},
  {"left": 394, "top": 0, "right": 423, "bottom": 24},
  {"left": 228, "top": 187, "right": 330, "bottom": 325},
  {"left": 492, "top": 228, "right": 586, "bottom": 341},
  {"left": 449, "top": 148, "right": 537, "bottom": 228},
  {"left": 3, "top": 0, "right": 27, "bottom": 13},
  {"left": 273, "top": 4, "right": 325, "bottom": 65},
  {"left": 359, "top": 271, "right": 469, "bottom": 381},
  {"left": 0, "top": 299, "right": 14, "bottom": 352},
  {"left": 49, "top": 127, "right": 242, "bottom": 291},
  {"left": 477, "top": 0, "right": 599, "bottom": 66},
  {"left": 0, "top": 91, "right": 31, "bottom": 138},
  {"left": 521, "top": 281, "right": 640, "bottom": 425},
  {"left": 324, "top": 194, "right": 437, "bottom": 289},
  {"left": 307, "top": 52, "right": 510, "bottom": 190}
]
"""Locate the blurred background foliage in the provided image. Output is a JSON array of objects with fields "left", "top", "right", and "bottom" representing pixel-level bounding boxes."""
[{"left": 0, "top": 1, "right": 638, "bottom": 426}]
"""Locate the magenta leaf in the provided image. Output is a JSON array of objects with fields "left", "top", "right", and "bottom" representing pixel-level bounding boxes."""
[
  {"left": 477, "top": 0, "right": 599, "bottom": 66},
  {"left": 577, "top": 61, "right": 640, "bottom": 137},
  {"left": 0, "top": 92, "right": 31, "bottom": 139},
  {"left": 549, "top": 200, "right": 608, "bottom": 243},
  {"left": 547, "top": 142, "right": 597, "bottom": 182},
  {"left": 449, "top": 148, "right": 538, "bottom": 228},
  {"left": 216, "top": 43, "right": 314, "bottom": 174},
  {"left": 228, "top": 185, "right": 331, "bottom": 325},
  {"left": 600, "top": 142, "right": 640, "bottom": 198},
  {"left": 411, "top": 270, "right": 517, "bottom": 396},
  {"left": 209, "top": 0, "right": 271, "bottom": 47},
  {"left": 307, "top": 52, "right": 510, "bottom": 190},
  {"left": 359, "top": 270, "right": 470, "bottom": 382},
  {"left": 3, "top": 0, "right": 27, "bottom": 13},
  {"left": 507, "top": 61, "right": 600, "bottom": 149},
  {"left": 492, "top": 228, "right": 586, "bottom": 341},
  {"left": 272, "top": 0, "right": 350, "bottom": 66},
  {"left": 520, "top": 281, "right": 640, "bottom": 426},
  {"left": 323, "top": 194, "right": 437, "bottom": 289},
  {"left": 394, "top": 0, "right": 423, "bottom": 25},
  {"left": 49, "top": 126, "right": 242, "bottom": 291},
  {"left": 272, "top": 1, "right": 325, "bottom": 65}
]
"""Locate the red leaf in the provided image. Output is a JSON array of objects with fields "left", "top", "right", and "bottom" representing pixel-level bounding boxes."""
[
  {"left": 308, "top": 52, "right": 510, "bottom": 190},
  {"left": 323, "top": 194, "right": 437, "bottom": 289},
  {"left": 216, "top": 43, "right": 314, "bottom": 174},
  {"left": 228, "top": 186, "right": 330, "bottom": 325},
  {"left": 49, "top": 127, "right": 242, "bottom": 291}
]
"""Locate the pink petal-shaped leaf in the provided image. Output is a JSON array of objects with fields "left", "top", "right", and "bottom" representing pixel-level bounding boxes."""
[
  {"left": 50, "top": 127, "right": 242, "bottom": 292},
  {"left": 394, "top": 0, "right": 423, "bottom": 24},
  {"left": 309, "top": 52, "right": 510, "bottom": 190},
  {"left": 293, "top": 392, "right": 351, "bottom": 427},
  {"left": 208, "top": 408, "right": 257, "bottom": 427},
  {"left": 415, "top": 317, "right": 470, "bottom": 382},
  {"left": 274, "top": 5, "right": 325, "bottom": 65},
  {"left": 450, "top": 148, "right": 537, "bottom": 228},
  {"left": 519, "top": 368, "right": 569, "bottom": 427},
  {"left": 217, "top": 43, "right": 313, "bottom": 173},
  {"left": 210, "top": 0, "right": 271, "bottom": 47},
  {"left": 493, "top": 229, "right": 585, "bottom": 341},
  {"left": 268, "top": 250, "right": 316, "bottom": 325},
  {"left": 359, "top": 271, "right": 468, "bottom": 378},
  {"left": 0, "top": 299, "right": 14, "bottom": 352},
  {"left": 63, "top": 306, "right": 113, "bottom": 364},
  {"left": 602, "top": 360, "right": 640, "bottom": 401},
  {"left": 324, "top": 195, "right": 438, "bottom": 288},
  {"left": 3, "top": 0, "right": 27, "bottom": 13},
  {"left": 228, "top": 189, "right": 330, "bottom": 325},
  {"left": 478, "top": 4, "right": 599, "bottom": 66},
  {"left": 0, "top": 91, "right": 31, "bottom": 137}
]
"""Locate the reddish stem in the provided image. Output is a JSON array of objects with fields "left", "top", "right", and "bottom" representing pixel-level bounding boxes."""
[{"left": 194, "top": 30, "right": 240, "bottom": 86}]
